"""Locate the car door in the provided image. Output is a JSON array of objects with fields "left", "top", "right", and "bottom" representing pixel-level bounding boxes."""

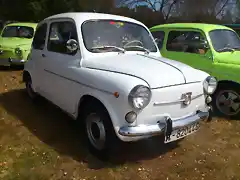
[
  {"left": 30, "top": 22, "right": 48, "bottom": 94},
  {"left": 40, "top": 19, "right": 82, "bottom": 114},
  {"left": 160, "top": 29, "right": 213, "bottom": 75}
]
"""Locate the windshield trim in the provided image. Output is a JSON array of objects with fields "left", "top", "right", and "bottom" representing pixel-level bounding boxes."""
[
  {"left": 208, "top": 29, "right": 240, "bottom": 52},
  {"left": 81, "top": 19, "right": 157, "bottom": 53},
  {"left": 1, "top": 25, "right": 35, "bottom": 39}
]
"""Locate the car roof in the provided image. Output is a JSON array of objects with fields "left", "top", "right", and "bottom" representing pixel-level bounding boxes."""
[
  {"left": 6, "top": 22, "right": 38, "bottom": 28},
  {"left": 150, "top": 23, "right": 233, "bottom": 32},
  {"left": 223, "top": 24, "right": 240, "bottom": 28},
  {"left": 43, "top": 12, "right": 145, "bottom": 27}
]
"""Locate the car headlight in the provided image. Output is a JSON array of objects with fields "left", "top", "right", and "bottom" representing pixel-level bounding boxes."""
[
  {"left": 128, "top": 85, "right": 152, "bottom": 110},
  {"left": 203, "top": 76, "right": 217, "bottom": 95},
  {"left": 15, "top": 48, "right": 22, "bottom": 56}
]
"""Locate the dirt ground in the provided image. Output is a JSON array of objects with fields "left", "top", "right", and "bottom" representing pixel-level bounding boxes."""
[{"left": 0, "top": 67, "right": 240, "bottom": 180}]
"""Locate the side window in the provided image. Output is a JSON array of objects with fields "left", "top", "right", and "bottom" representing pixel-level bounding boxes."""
[
  {"left": 166, "top": 30, "right": 207, "bottom": 54},
  {"left": 32, "top": 23, "right": 47, "bottom": 50},
  {"left": 151, "top": 31, "right": 165, "bottom": 49},
  {"left": 47, "top": 21, "right": 78, "bottom": 55}
]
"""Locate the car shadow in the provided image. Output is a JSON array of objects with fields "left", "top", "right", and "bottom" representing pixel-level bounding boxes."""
[{"left": 0, "top": 89, "right": 180, "bottom": 169}]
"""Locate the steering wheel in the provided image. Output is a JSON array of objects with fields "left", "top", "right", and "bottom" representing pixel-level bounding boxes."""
[{"left": 123, "top": 40, "right": 144, "bottom": 47}]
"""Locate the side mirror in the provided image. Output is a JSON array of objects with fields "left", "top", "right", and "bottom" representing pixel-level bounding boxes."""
[{"left": 66, "top": 39, "right": 78, "bottom": 53}]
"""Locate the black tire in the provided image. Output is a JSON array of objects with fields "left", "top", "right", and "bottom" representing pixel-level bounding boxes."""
[
  {"left": 212, "top": 83, "right": 240, "bottom": 119},
  {"left": 81, "top": 101, "right": 118, "bottom": 160},
  {"left": 25, "top": 75, "right": 38, "bottom": 101}
]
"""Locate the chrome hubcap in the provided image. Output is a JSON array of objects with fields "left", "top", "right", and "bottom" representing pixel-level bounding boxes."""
[
  {"left": 86, "top": 113, "right": 106, "bottom": 150},
  {"left": 216, "top": 90, "right": 240, "bottom": 116}
]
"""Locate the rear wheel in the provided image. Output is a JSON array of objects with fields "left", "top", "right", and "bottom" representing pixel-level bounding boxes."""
[
  {"left": 212, "top": 83, "right": 240, "bottom": 119},
  {"left": 25, "top": 75, "right": 38, "bottom": 101}
]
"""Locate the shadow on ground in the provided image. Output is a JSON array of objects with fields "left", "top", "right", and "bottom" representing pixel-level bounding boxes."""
[
  {"left": 0, "top": 89, "right": 180, "bottom": 169},
  {"left": 0, "top": 65, "right": 24, "bottom": 71}
]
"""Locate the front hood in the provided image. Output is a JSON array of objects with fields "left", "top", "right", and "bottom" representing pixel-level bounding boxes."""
[
  {"left": 82, "top": 53, "right": 208, "bottom": 88},
  {"left": 216, "top": 51, "right": 240, "bottom": 65},
  {"left": 0, "top": 37, "right": 32, "bottom": 49}
]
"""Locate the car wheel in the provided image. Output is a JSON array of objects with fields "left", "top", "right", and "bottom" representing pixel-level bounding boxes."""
[
  {"left": 25, "top": 76, "right": 38, "bottom": 101},
  {"left": 82, "top": 101, "right": 118, "bottom": 160},
  {"left": 212, "top": 83, "right": 240, "bottom": 119}
]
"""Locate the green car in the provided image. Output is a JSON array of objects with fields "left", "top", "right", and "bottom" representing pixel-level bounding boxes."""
[
  {"left": 150, "top": 23, "right": 240, "bottom": 118},
  {"left": 0, "top": 22, "right": 37, "bottom": 66}
]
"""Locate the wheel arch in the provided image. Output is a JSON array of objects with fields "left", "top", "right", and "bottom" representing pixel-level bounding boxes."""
[
  {"left": 217, "top": 80, "right": 240, "bottom": 88},
  {"left": 77, "top": 94, "right": 111, "bottom": 120}
]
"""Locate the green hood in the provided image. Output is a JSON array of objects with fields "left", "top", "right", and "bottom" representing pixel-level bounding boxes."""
[
  {"left": 0, "top": 37, "right": 32, "bottom": 50},
  {"left": 216, "top": 51, "right": 240, "bottom": 65}
]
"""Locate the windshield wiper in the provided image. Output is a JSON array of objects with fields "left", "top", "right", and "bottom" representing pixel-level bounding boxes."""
[
  {"left": 217, "top": 47, "right": 235, "bottom": 52},
  {"left": 123, "top": 45, "right": 150, "bottom": 54},
  {"left": 232, "top": 46, "right": 240, "bottom": 50},
  {"left": 90, "top": 46, "right": 125, "bottom": 53}
]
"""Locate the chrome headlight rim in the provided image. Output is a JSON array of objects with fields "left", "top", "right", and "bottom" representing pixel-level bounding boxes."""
[
  {"left": 203, "top": 76, "right": 218, "bottom": 95},
  {"left": 15, "top": 47, "right": 22, "bottom": 56},
  {"left": 128, "top": 85, "right": 152, "bottom": 110}
]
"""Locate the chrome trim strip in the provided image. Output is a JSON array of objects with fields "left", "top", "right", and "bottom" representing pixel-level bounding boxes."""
[
  {"left": 43, "top": 69, "right": 114, "bottom": 95},
  {"left": 86, "top": 66, "right": 151, "bottom": 87},
  {"left": 139, "top": 54, "right": 187, "bottom": 83},
  {"left": 153, "top": 93, "right": 204, "bottom": 106}
]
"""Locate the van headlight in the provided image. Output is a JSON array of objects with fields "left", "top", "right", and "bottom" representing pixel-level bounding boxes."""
[
  {"left": 128, "top": 85, "right": 152, "bottom": 110},
  {"left": 203, "top": 76, "right": 217, "bottom": 95}
]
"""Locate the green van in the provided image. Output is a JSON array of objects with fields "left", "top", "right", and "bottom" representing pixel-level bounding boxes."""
[{"left": 150, "top": 23, "right": 240, "bottom": 118}]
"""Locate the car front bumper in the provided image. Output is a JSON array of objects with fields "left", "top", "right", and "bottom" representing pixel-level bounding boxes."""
[
  {"left": 0, "top": 58, "right": 25, "bottom": 66},
  {"left": 118, "top": 108, "right": 210, "bottom": 137}
]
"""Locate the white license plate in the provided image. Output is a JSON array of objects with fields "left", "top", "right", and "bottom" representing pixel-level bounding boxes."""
[{"left": 164, "top": 122, "right": 200, "bottom": 143}]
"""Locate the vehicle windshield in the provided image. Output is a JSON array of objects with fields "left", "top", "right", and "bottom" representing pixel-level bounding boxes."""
[
  {"left": 209, "top": 29, "right": 240, "bottom": 52},
  {"left": 1, "top": 25, "right": 34, "bottom": 39},
  {"left": 81, "top": 20, "right": 157, "bottom": 53}
]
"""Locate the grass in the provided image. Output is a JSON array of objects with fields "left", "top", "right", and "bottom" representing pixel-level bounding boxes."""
[{"left": 0, "top": 68, "right": 240, "bottom": 180}]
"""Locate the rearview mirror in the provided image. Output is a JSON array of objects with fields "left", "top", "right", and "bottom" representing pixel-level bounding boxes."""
[
  {"left": 66, "top": 39, "right": 78, "bottom": 53},
  {"left": 200, "top": 40, "right": 209, "bottom": 49}
]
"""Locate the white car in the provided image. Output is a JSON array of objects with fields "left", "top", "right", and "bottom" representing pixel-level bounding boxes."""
[{"left": 23, "top": 12, "right": 217, "bottom": 158}]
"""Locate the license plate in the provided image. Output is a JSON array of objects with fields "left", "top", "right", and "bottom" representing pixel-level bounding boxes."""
[{"left": 164, "top": 122, "right": 200, "bottom": 143}]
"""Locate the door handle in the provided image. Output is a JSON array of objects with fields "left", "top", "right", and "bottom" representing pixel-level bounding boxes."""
[{"left": 42, "top": 54, "right": 46, "bottom": 57}]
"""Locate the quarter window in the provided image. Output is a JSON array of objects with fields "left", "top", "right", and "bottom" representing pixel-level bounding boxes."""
[
  {"left": 166, "top": 30, "right": 207, "bottom": 54},
  {"left": 151, "top": 31, "right": 165, "bottom": 49},
  {"left": 47, "top": 21, "right": 78, "bottom": 55},
  {"left": 32, "top": 23, "right": 47, "bottom": 50}
]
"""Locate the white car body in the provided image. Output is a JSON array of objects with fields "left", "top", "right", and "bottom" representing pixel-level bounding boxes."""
[{"left": 24, "top": 12, "right": 212, "bottom": 145}]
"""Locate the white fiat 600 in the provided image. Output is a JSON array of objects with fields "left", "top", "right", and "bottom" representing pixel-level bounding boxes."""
[{"left": 23, "top": 12, "right": 217, "bottom": 157}]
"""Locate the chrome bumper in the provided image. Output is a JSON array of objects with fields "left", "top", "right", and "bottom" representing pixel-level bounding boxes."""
[
  {"left": 0, "top": 58, "right": 25, "bottom": 66},
  {"left": 118, "top": 110, "right": 209, "bottom": 137}
]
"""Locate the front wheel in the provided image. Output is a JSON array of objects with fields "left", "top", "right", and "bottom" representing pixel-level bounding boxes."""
[
  {"left": 81, "top": 102, "right": 118, "bottom": 160},
  {"left": 212, "top": 84, "right": 240, "bottom": 119}
]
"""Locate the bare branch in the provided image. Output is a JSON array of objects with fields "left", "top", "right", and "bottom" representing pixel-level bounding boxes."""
[
  {"left": 165, "top": 0, "right": 180, "bottom": 20},
  {"left": 215, "top": 0, "right": 230, "bottom": 17}
]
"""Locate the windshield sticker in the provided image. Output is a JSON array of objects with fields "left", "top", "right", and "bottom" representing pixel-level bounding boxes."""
[{"left": 109, "top": 21, "right": 124, "bottom": 28}]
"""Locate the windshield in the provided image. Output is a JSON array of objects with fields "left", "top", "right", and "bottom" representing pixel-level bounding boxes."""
[
  {"left": 81, "top": 20, "right": 157, "bottom": 53},
  {"left": 1, "top": 26, "right": 34, "bottom": 39},
  {"left": 209, "top": 29, "right": 240, "bottom": 52}
]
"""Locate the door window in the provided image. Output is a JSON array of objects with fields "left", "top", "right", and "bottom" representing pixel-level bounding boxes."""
[
  {"left": 32, "top": 23, "right": 47, "bottom": 50},
  {"left": 47, "top": 21, "right": 78, "bottom": 55},
  {"left": 166, "top": 30, "right": 207, "bottom": 54},
  {"left": 151, "top": 30, "right": 165, "bottom": 49}
]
